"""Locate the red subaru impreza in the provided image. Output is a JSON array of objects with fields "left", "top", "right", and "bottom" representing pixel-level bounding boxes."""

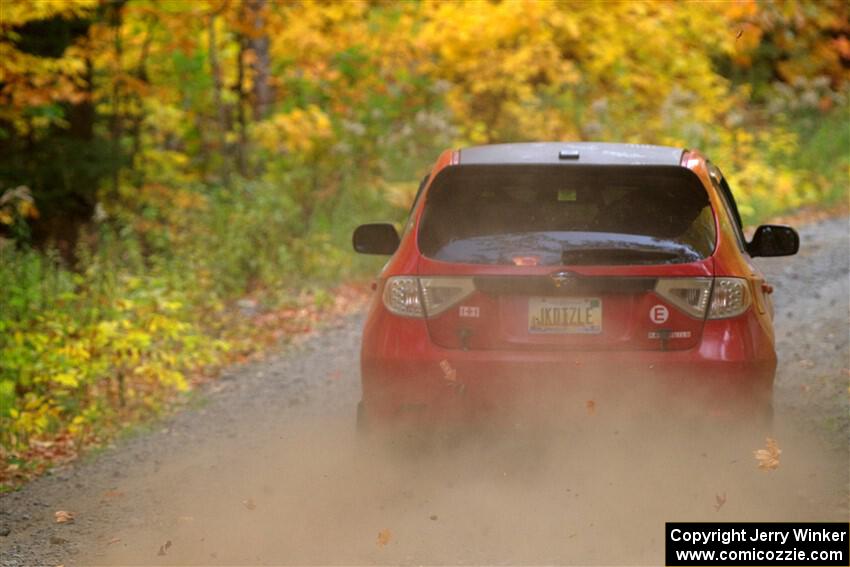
[{"left": 353, "top": 143, "right": 798, "bottom": 429}]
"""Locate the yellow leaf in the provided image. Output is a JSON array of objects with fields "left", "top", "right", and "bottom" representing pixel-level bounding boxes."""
[{"left": 53, "top": 372, "right": 79, "bottom": 388}]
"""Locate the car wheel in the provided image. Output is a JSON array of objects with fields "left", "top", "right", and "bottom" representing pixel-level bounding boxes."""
[
  {"left": 356, "top": 400, "right": 369, "bottom": 435},
  {"left": 755, "top": 398, "right": 775, "bottom": 431}
]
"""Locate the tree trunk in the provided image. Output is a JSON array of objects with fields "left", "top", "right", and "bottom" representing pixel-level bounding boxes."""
[
  {"left": 234, "top": 32, "right": 248, "bottom": 176},
  {"left": 109, "top": 2, "right": 125, "bottom": 196},
  {"left": 247, "top": 0, "right": 273, "bottom": 120},
  {"left": 208, "top": 12, "right": 231, "bottom": 183},
  {"left": 129, "top": 17, "right": 154, "bottom": 185}
]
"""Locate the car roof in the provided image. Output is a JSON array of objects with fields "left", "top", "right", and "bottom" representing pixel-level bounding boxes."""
[{"left": 458, "top": 142, "right": 685, "bottom": 166}]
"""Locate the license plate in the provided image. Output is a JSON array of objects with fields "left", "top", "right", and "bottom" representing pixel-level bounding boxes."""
[{"left": 528, "top": 297, "right": 602, "bottom": 334}]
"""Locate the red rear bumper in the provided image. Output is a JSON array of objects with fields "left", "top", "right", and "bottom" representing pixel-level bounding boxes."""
[{"left": 360, "top": 308, "right": 776, "bottom": 425}]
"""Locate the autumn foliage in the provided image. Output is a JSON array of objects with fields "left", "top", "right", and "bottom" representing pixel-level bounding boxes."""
[{"left": 0, "top": 0, "right": 848, "bottom": 487}]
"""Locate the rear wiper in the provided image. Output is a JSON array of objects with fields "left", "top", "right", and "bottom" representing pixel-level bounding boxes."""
[{"left": 561, "top": 247, "right": 686, "bottom": 265}]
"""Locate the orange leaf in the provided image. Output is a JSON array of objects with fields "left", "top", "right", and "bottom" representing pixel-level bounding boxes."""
[
  {"left": 714, "top": 492, "right": 727, "bottom": 511},
  {"left": 754, "top": 437, "right": 781, "bottom": 471},
  {"left": 54, "top": 510, "right": 75, "bottom": 524},
  {"left": 439, "top": 360, "right": 457, "bottom": 383}
]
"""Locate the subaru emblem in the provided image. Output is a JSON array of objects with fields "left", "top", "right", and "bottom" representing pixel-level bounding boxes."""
[{"left": 550, "top": 270, "right": 574, "bottom": 288}]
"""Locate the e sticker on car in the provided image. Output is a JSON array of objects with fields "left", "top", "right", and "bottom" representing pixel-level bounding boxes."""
[{"left": 650, "top": 305, "right": 669, "bottom": 324}]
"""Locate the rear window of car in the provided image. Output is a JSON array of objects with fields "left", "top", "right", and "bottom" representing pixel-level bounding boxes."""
[{"left": 417, "top": 165, "right": 716, "bottom": 266}]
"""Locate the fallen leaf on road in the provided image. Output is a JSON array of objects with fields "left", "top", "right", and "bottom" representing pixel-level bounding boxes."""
[
  {"left": 754, "top": 437, "right": 781, "bottom": 471},
  {"left": 586, "top": 400, "right": 596, "bottom": 415},
  {"left": 377, "top": 528, "right": 391, "bottom": 547},
  {"left": 108, "top": 537, "right": 121, "bottom": 545},
  {"left": 102, "top": 490, "right": 124, "bottom": 500},
  {"left": 54, "top": 511, "right": 75, "bottom": 524},
  {"left": 439, "top": 360, "right": 457, "bottom": 383},
  {"left": 242, "top": 498, "right": 256, "bottom": 510},
  {"left": 714, "top": 492, "right": 727, "bottom": 511},
  {"left": 157, "top": 540, "right": 172, "bottom": 556}
]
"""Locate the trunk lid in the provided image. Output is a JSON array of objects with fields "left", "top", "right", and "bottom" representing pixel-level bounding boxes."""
[{"left": 415, "top": 164, "right": 716, "bottom": 351}]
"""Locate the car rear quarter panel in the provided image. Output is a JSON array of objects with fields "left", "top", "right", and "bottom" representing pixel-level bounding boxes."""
[{"left": 682, "top": 151, "right": 777, "bottom": 367}]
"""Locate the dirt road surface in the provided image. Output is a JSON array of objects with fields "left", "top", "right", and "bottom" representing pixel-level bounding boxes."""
[{"left": 1, "top": 216, "right": 848, "bottom": 566}]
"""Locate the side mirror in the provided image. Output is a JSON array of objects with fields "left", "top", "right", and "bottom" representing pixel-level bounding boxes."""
[
  {"left": 747, "top": 224, "right": 799, "bottom": 257},
  {"left": 352, "top": 223, "right": 400, "bottom": 255}
]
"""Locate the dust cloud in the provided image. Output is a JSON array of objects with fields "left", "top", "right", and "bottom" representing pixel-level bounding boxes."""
[{"left": 82, "top": 387, "right": 848, "bottom": 566}]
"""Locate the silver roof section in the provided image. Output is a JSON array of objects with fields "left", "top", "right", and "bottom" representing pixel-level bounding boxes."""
[{"left": 458, "top": 142, "right": 685, "bottom": 166}]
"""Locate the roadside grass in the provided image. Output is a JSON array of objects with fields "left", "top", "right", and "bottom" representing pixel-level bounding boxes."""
[
  {"left": 716, "top": 104, "right": 850, "bottom": 227},
  {"left": 0, "top": 276, "right": 369, "bottom": 492},
  {"left": 0, "top": 178, "right": 379, "bottom": 491},
  {"left": 783, "top": 105, "right": 850, "bottom": 213}
]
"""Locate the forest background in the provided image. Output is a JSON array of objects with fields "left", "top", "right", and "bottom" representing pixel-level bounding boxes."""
[{"left": 0, "top": 0, "right": 847, "bottom": 488}]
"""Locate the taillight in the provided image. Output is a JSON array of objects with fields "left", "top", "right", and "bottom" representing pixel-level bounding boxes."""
[
  {"left": 707, "top": 277, "right": 751, "bottom": 319},
  {"left": 382, "top": 276, "right": 475, "bottom": 318},
  {"left": 655, "top": 278, "right": 712, "bottom": 318},
  {"left": 382, "top": 277, "right": 423, "bottom": 318},
  {"left": 655, "top": 277, "right": 752, "bottom": 319}
]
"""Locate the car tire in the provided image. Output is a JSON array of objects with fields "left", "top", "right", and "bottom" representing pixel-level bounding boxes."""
[
  {"left": 755, "top": 399, "right": 775, "bottom": 431},
  {"left": 356, "top": 400, "right": 369, "bottom": 435}
]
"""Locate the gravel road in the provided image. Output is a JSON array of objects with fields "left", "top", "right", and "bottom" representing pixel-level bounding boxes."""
[{"left": 1, "top": 216, "right": 847, "bottom": 566}]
